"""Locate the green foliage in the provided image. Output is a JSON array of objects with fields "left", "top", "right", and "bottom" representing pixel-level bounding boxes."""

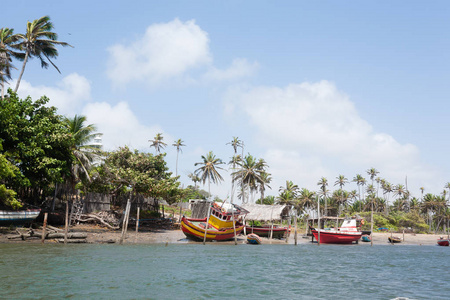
[
  {"left": 182, "top": 185, "right": 208, "bottom": 201},
  {"left": 0, "top": 92, "right": 72, "bottom": 204},
  {"left": 85, "top": 146, "right": 182, "bottom": 204}
]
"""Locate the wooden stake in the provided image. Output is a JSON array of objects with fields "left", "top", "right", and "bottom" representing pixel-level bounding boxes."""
[
  {"left": 41, "top": 213, "right": 48, "bottom": 244},
  {"left": 135, "top": 207, "right": 140, "bottom": 243},
  {"left": 120, "top": 198, "right": 131, "bottom": 245},
  {"left": 232, "top": 206, "right": 237, "bottom": 245},
  {"left": 64, "top": 201, "right": 69, "bottom": 245},
  {"left": 286, "top": 217, "right": 291, "bottom": 244},
  {"left": 294, "top": 215, "right": 298, "bottom": 246},
  {"left": 203, "top": 201, "right": 211, "bottom": 245}
]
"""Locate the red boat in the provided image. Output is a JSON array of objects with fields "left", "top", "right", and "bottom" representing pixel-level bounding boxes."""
[
  {"left": 437, "top": 237, "right": 449, "bottom": 246},
  {"left": 310, "top": 218, "right": 363, "bottom": 244}
]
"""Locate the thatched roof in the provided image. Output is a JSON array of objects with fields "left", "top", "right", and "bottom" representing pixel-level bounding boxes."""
[{"left": 240, "top": 203, "right": 291, "bottom": 221}]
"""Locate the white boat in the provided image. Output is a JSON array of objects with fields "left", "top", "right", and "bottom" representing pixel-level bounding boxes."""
[{"left": 0, "top": 209, "right": 41, "bottom": 225}]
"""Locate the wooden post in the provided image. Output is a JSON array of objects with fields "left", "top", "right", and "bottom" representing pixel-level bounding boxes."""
[
  {"left": 41, "top": 213, "right": 48, "bottom": 244},
  {"left": 231, "top": 206, "right": 237, "bottom": 245},
  {"left": 294, "top": 215, "right": 298, "bottom": 246},
  {"left": 179, "top": 205, "right": 182, "bottom": 223},
  {"left": 403, "top": 229, "right": 405, "bottom": 242},
  {"left": 286, "top": 216, "right": 291, "bottom": 243},
  {"left": 203, "top": 201, "right": 211, "bottom": 245},
  {"left": 64, "top": 201, "right": 69, "bottom": 245},
  {"left": 135, "top": 207, "right": 140, "bottom": 243},
  {"left": 243, "top": 216, "right": 247, "bottom": 235},
  {"left": 120, "top": 198, "right": 131, "bottom": 245},
  {"left": 371, "top": 201, "right": 374, "bottom": 247},
  {"left": 317, "top": 196, "right": 321, "bottom": 246}
]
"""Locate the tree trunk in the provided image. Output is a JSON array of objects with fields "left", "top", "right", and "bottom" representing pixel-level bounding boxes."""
[{"left": 14, "top": 50, "right": 29, "bottom": 93}]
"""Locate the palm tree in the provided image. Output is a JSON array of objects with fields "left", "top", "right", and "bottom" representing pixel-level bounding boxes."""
[
  {"left": 298, "top": 188, "right": 316, "bottom": 213},
  {"left": 172, "top": 139, "right": 185, "bottom": 177},
  {"left": 187, "top": 172, "right": 201, "bottom": 189},
  {"left": 232, "top": 154, "right": 267, "bottom": 203},
  {"left": 13, "top": 16, "right": 72, "bottom": 93},
  {"left": 317, "top": 177, "right": 328, "bottom": 216},
  {"left": 258, "top": 171, "right": 272, "bottom": 204},
  {"left": 149, "top": 133, "right": 167, "bottom": 154},
  {"left": 353, "top": 174, "right": 365, "bottom": 210},
  {"left": 0, "top": 28, "right": 23, "bottom": 100},
  {"left": 334, "top": 174, "right": 348, "bottom": 219},
  {"left": 63, "top": 115, "right": 98, "bottom": 186},
  {"left": 393, "top": 184, "right": 406, "bottom": 211},
  {"left": 194, "top": 151, "right": 225, "bottom": 197},
  {"left": 227, "top": 137, "right": 244, "bottom": 203},
  {"left": 366, "top": 168, "right": 379, "bottom": 185}
]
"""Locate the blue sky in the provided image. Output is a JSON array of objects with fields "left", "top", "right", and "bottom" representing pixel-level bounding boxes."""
[{"left": 4, "top": 1, "right": 450, "bottom": 202}]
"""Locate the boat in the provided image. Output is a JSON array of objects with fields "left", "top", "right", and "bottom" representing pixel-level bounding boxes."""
[
  {"left": 361, "top": 234, "right": 371, "bottom": 242},
  {"left": 247, "top": 233, "right": 262, "bottom": 244},
  {"left": 0, "top": 209, "right": 41, "bottom": 225},
  {"left": 437, "top": 237, "right": 449, "bottom": 246},
  {"left": 388, "top": 236, "right": 402, "bottom": 243},
  {"left": 309, "top": 218, "right": 363, "bottom": 244},
  {"left": 245, "top": 224, "right": 289, "bottom": 239},
  {"left": 181, "top": 202, "right": 249, "bottom": 241}
]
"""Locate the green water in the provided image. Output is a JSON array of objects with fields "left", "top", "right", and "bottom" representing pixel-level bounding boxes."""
[{"left": 0, "top": 243, "right": 449, "bottom": 299}]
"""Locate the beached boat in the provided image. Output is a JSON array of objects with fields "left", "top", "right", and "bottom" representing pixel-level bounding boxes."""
[
  {"left": 247, "top": 233, "right": 262, "bottom": 244},
  {"left": 361, "top": 234, "right": 371, "bottom": 242},
  {"left": 310, "top": 218, "right": 363, "bottom": 244},
  {"left": 245, "top": 225, "right": 289, "bottom": 239},
  {"left": 437, "top": 237, "right": 449, "bottom": 246},
  {"left": 0, "top": 209, "right": 41, "bottom": 225},
  {"left": 181, "top": 202, "right": 249, "bottom": 241},
  {"left": 388, "top": 236, "right": 402, "bottom": 243}
]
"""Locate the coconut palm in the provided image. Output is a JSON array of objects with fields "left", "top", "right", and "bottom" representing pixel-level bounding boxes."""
[
  {"left": 63, "top": 115, "right": 98, "bottom": 186},
  {"left": 232, "top": 154, "right": 267, "bottom": 203},
  {"left": 13, "top": 16, "right": 72, "bottom": 93},
  {"left": 227, "top": 137, "right": 244, "bottom": 203},
  {"left": 317, "top": 177, "right": 328, "bottom": 216},
  {"left": 172, "top": 139, "right": 185, "bottom": 177},
  {"left": 298, "top": 188, "right": 316, "bottom": 213},
  {"left": 194, "top": 151, "right": 225, "bottom": 197},
  {"left": 0, "top": 28, "right": 23, "bottom": 100},
  {"left": 366, "top": 168, "right": 379, "bottom": 185},
  {"left": 258, "top": 171, "right": 272, "bottom": 204},
  {"left": 334, "top": 174, "right": 348, "bottom": 219},
  {"left": 149, "top": 133, "right": 167, "bottom": 154},
  {"left": 187, "top": 172, "right": 201, "bottom": 189},
  {"left": 353, "top": 174, "right": 365, "bottom": 209},
  {"left": 393, "top": 184, "right": 406, "bottom": 211}
]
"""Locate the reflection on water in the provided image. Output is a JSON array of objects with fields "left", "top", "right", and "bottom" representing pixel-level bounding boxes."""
[{"left": 0, "top": 243, "right": 449, "bottom": 299}]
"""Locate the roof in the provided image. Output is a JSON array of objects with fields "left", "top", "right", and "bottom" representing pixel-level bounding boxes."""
[{"left": 240, "top": 203, "right": 290, "bottom": 221}]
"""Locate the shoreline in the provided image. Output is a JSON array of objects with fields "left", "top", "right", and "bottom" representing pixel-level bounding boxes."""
[{"left": 1, "top": 225, "right": 446, "bottom": 246}]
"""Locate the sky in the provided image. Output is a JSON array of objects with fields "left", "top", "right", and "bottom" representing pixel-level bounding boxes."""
[{"left": 4, "top": 1, "right": 450, "bottom": 202}]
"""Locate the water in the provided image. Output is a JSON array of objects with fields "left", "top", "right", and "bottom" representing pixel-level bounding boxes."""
[{"left": 0, "top": 243, "right": 449, "bottom": 299}]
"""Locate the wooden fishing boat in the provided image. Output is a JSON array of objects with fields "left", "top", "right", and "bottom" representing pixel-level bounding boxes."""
[
  {"left": 437, "top": 237, "right": 449, "bottom": 246},
  {"left": 310, "top": 218, "right": 363, "bottom": 244},
  {"left": 361, "top": 234, "right": 371, "bottom": 242},
  {"left": 0, "top": 209, "right": 41, "bottom": 225},
  {"left": 181, "top": 202, "right": 249, "bottom": 241},
  {"left": 247, "top": 233, "right": 262, "bottom": 244},
  {"left": 388, "top": 236, "right": 402, "bottom": 243},
  {"left": 245, "top": 225, "right": 289, "bottom": 239}
]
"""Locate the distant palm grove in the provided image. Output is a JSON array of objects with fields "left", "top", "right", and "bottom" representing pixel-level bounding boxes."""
[{"left": 1, "top": 16, "right": 449, "bottom": 234}]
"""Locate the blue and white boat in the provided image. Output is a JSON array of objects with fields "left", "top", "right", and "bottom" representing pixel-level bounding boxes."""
[{"left": 0, "top": 209, "right": 41, "bottom": 225}]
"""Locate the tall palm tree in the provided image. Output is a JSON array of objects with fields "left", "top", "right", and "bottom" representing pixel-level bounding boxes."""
[
  {"left": 353, "top": 174, "right": 365, "bottom": 209},
  {"left": 393, "top": 184, "right": 406, "bottom": 211},
  {"left": 334, "top": 175, "right": 348, "bottom": 219},
  {"left": 172, "top": 139, "right": 185, "bottom": 177},
  {"left": 317, "top": 177, "right": 328, "bottom": 215},
  {"left": 298, "top": 188, "right": 316, "bottom": 213},
  {"left": 187, "top": 172, "right": 201, "bottom": 189},
  {"left": 194, "top": 151, "right": 225, "bottom": 197},
  {"left": 232, "top": 154, "right": 267, "bottom": 203},
  {"left": 366, "top": 168, "right": 379, "bottom": 186},
  {"left": 0, "top": 28, "right": 23, "bottom": 100},
  {"left": 227, "top": 137, "right": 243, "bottom": 204},
  {"left": 63, "top": 115, "right": 98, "bottom": 185},
  {"left": 149, "top": 133, "right": 167, "bottom": 154},
  {"left": 13, "top": 16, "right": 72, "bottom": 93},
  {"left": 258, "top": 171, "right": 272, "bottom": 204}
]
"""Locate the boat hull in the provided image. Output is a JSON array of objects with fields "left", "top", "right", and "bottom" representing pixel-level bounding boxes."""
[
  {"left": 247, "top": 233, "right": 262, "bottom": 244},
  {"left": 245, "top": 226, "right": 288, "bottom": 239},
  {"left": 361, "top": 234, "right": 371, "bottom": 242},
  {"left": 310, "top": 228, "right": 362, "bottom": 244},
  {"left": 0, "top": 209, "right": 41, "bottom": 225},
  {"left": 181, "top": 216, "right": 244, "bottom": 241},
  {"left": 437, "top": 239, "right": 449, "bottom": 246},
  {"left": 388, "top": 236, "right": 402, "bottom": 243}
]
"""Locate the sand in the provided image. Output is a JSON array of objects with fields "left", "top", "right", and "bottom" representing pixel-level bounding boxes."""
[{"left": 1, "top": 224, "right": 447, "bottom": 246}]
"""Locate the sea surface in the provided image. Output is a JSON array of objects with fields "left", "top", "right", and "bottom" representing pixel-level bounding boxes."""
[{"left": 0, "top": 242, "right": 449, "bottom": 299}]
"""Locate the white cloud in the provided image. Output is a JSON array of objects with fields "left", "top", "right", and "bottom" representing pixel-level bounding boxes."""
[
  {"left": 82, "top": 101, "right": 168, "bottom": 151},
  {"left": 12, "top": 73, "right": 91, "bottom": 115},
  {"left": 106, "top": 19, "right": 259, "bottom": 88},
  {"left": 224, "top": 80, "right": 440, "bottom": 197},
  {"left": 107, "top": 19, "right": 212, "bottom": 88},
  {"left": 203, "top": 58, "right": 259, "bottom": 82}
]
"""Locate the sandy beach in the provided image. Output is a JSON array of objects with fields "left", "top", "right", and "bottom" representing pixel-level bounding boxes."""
[{"left": 1, "top": 224, "right": 446, "bottom": 246}]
